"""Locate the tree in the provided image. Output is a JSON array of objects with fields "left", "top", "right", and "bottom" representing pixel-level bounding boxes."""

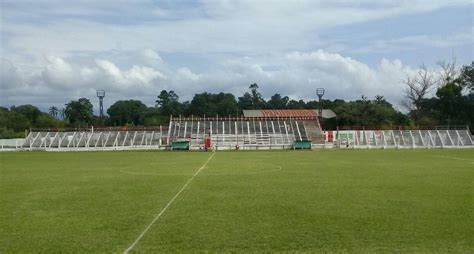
[
  {"left": 267, "top": 93, "right": 289, "bottom": 109},
  {"left": 60, "top": 108, "right": 66, "bottom": 119},
  {"left": 49, "top": 106, "right": 59, "bottom": 118},
  {"left": 459, "top": 61, "right": 474, "bottom": 91},
  {"left": 187, "top": 93, "right": 217, "bottom": 116},
  {"left": 215, "top": 93, "right": 239, "bottom": 116},
  {"left": 435, "top": 82, "right": 462, "bottom": 125},
  {"left": 188, "top": 92, "right": 239, "bottom": 116},
  {"left": 0, "top": 110, "right": 30, "bottom": 132},
  {"left": 374, "top": 95, "right": 384, "bottom": 104},
  {"left": 64, "top": 98, "right": 93, "bottom": 125},
  {"left": 249, "top": 83, "right": 266, "bottom": 109},
  {"left": 156, "top": 90, "right": 182, "bottom": 116},
  {"left": 320, "top": 96, "right": 408, "bottom": 129},
  {"left": 402, "top": 64, "right": 439, "bottom": 122},
  {"left": 374, "top": 95, "right": 393, "bottom": 108},
  {"left": 401, "top": 61, "right": 474, "bottom": 128},
  {"left": 237, "top": 92, "right": 253, "bottom": 111},
  {"left": 433, "top": 72, "right": 474, "bottom": 127},
  {"left": 11, "top": 104, "right": 41, "bottom": 124},
  {"left": 107, "top": 100, "right": 148, "bottom": 125},
  {"left": 35, "top": 113, "right": 65, "bottom": 128},
  {"left": 143, "top": 107, "right": 168, "bottom": 126},
  {"left": 238, "top": 83, "right": 266, "bottom": 110},
  {"left": 437, "top": 58, "right": 458, "bottom": 86},
  {"left": 287, "top": 99, "right": 306, "bottom": 109}
]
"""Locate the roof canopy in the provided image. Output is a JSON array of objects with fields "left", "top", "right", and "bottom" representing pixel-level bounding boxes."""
[{"left": 242, "top": 109, "right": 336, "bottom": 119}]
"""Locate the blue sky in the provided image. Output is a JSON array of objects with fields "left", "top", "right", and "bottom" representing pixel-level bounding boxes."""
[{"left": 1, "top": 0, "right": 472, "bottom": 112}]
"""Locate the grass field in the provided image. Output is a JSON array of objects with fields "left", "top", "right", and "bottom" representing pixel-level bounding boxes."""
[{"left": 1, "top": 149, "right": 473, "bottom": 253}]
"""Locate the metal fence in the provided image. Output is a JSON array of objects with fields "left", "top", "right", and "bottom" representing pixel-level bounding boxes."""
[
  {"left": 19, "top": 130, "right": 167, "bottom": 150},
  {"left": 333, "top": 129, "right": 473, "bottom": 149},
  {"left": 2, "top": 127, "right": 472, "bottom": 151}
]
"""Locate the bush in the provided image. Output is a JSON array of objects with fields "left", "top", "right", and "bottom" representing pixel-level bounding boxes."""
[
  {"left": 35, "top": 113, "right": 66, "bottom": 129},
  {"left": 0, "top": 127, "right": 26, "bottom": 139}
]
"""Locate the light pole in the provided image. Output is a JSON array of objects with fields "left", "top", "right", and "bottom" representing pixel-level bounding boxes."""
[
  {"left": 96, "top": 90, "right": 105, "bottom": 117},
  {"left": 316, "top": 88, "right": 325, "bottom": 117}
]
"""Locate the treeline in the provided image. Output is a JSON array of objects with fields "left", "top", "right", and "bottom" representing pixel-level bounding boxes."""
[
  {"left": 0, "top": 85, "right": 409, "bottom": 138},
  {"left": 1, "top": 62, "right": 472, "bottom": 138},
  {"left": 405, "top": 62, "right": 473, "bottom": 128},
  {"left": 0, "top": 105, "right": 66, "bottom": 138}
]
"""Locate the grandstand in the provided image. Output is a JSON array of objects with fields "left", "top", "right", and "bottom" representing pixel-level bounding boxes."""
[
  {"left": 1, "top": 109, "right": 473, "bottom": 151},
  {"left": 167, "top": 109, "right": 325, "bottom": 150}
]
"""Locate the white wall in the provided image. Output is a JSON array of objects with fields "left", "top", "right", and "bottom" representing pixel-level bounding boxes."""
[{"left": 0, "top": 138, "right": 25, "bottom": 148}]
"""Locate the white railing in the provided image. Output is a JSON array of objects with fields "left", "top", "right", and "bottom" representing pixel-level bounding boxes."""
[
  {"left": 2, "top": 128, "right": 472, "bottom": 151},
  {"left": 0, "top": 138, "right": 26, "bottom": 149},
  {"left": 334, "top": 129, "right": 473, "bottom": 149},
  {"left": 3, "top": 130, "right": 166, "bottom": 151}
]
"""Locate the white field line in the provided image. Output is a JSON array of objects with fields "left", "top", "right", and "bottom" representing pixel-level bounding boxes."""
[
  {"left": 119, "top": 163, "right": 282, "bottom": 176},
  {"left": 123, "top": 152, "right": 216, "bottom": 254},
  {"left": 432, "top": 155, "right": 474, "bottom": 164}
]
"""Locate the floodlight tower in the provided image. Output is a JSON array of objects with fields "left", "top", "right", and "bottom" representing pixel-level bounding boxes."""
[
  {"left": 96, "top": 90, "right": 105, "bottom": 117},
  {"left": 316, "top": 88, "right": 325, "bottom": 117}
]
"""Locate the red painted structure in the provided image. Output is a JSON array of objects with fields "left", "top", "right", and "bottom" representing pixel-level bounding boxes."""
[
  {"left": 204, "top": 135, "right": 211, "bottom": 149},
  {"left": 260, "top": 109, "right": 318, "bottom": 118}
]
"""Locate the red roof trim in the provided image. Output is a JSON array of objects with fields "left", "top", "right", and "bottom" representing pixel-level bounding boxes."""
[{"left": 261, "top": 109, "right": 318, "bottom": 118}]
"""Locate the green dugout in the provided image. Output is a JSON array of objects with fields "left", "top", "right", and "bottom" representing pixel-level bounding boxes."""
[
  {"left": 171, "top": 141, "right": 190, "bottom": 150},
  {"left": 293, "top": 140, "right": 312, "bottom": 149}
]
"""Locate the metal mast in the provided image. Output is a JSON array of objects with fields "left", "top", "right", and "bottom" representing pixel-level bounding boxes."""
[
  {"left": 316, "top": 88, "right": 325, "bottom": 117},
  {"left": 96, "top": 90, "right": 105, "bottom": 117}
]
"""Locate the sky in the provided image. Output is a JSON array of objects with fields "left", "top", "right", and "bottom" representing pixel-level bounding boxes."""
[{"left": 0, "top": 0, "right": 473, "bottom": 113}]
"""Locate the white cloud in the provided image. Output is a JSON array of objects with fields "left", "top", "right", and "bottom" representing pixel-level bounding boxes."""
[
  {"left": 0, "top": 58, "right": 23, "bottom": 90},
  {"left": 139, "top": 49, "right": 164, "bottom": 67},
  {"left": 2, "top": 0, "right": 471, "bottom": 57},
  {"left": 42, "top": 56, "right": 75, "bottom": 88},
  {"left": 126, "top": 65, "right": 166, "bottom": 84},
  {"left": 2, "top": 50, "right": 419, "bottom": 111},
  {"left": 176, "top": 67, "right": 200, "bottom": 81},
  {"left": 1, "top": 1, "right": 471, "bottom": 112},
  {"left": 95, "top": 59, "right": 125, "bottom": 83},
  {"left": 352, "top": 27, "right": 474, "bottom": 54}
]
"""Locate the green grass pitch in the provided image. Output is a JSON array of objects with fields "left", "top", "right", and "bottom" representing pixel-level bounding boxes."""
[{"left": 1, "top": 149, "right": 473, "bottom": 253}]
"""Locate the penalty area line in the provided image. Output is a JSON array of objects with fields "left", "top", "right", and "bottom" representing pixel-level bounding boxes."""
[{"left": 123, "top": 152, "right": 216, "bottom": 254}]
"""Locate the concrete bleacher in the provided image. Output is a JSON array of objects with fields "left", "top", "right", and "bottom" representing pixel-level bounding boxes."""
[
  {"left": 242, "top": 109, "right": 327, "bottom": 145},
  {"left": 168, "top": 118, "right": 313, "bottom": 149},
  {"left": 165, "top": 109, "right": 332, "bottom": 150}
]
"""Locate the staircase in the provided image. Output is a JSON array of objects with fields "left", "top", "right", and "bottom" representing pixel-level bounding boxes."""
[{"left": 303, "top": 119, "right": 324, "bottom": 144}]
